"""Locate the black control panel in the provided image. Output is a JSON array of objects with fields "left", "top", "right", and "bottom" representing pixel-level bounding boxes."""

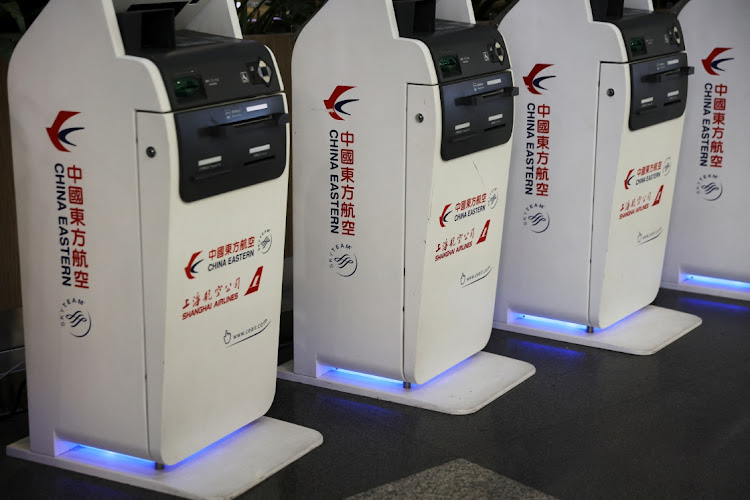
[
  {"left": 117, "top": 9, "right": 281, "bottom": 111},
  {"left": 125, "top": 30, "right": 282, "bottom": 112},
  {"left": 407, "top": 21, "right": 512, "bottom": 84},
  {"left": 440, "top": 71, "right": 516, "bottom": 161},
  {"left": 629, "top": 53, "right": 692, "bottom": 131},
  {"left": 393, "top": 1, "right": 517, "bottom": 161},
  {"left": 612, "top": 10, "right": 686, "bottom": 62},
  {"left": 117, "top": 8, "right": 288, "bottom": 202},
  {"left": 585, "top": 1, "right": 693, "bottom": 130},
  {"left": 175, "top": 95, "right": 288, "bottom": 203}
]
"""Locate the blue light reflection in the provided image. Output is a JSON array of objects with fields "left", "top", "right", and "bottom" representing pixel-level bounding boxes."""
[
  {"left": 516, "top": 313, "right": 589, "bottom": 331},
  {"left": 507, "top": 338, "right": 586, "bottom": 359},
  {"left": 684, "top": 274, "right": 750, "bottom": 292},
  {"left": 75, "top": 421, "right": 258, "bottom": 470},
  {"left": 334, "top": 368, "right": 408, "bottom": 385},
  {"left": 678, "top": 297, "right": 750, "bottom": 313}
]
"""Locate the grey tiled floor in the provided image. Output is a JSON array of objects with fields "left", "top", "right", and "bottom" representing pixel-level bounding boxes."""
[{"left": 1, "top": 289, "right": 748, "bottom": 499}]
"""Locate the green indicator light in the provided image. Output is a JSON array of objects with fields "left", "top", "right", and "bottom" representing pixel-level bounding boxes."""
[
  {"left": 174, "top": 77, "right": 201, "bottom": 98},
  {"left": 629, "top": 37, "right": 646, "bottom": 54},
  {"left": 439, "top": 55, "right": 460, "bottom": 76}
]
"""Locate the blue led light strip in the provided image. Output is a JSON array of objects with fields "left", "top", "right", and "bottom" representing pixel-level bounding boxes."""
[
  {"left": 516, "top": 314, "right": 588, "bottom": 331},
  {"left": 684, "top": 274, "right": 750, "bottom": 291},
  {"left": 334, "top": 368, "right": 404, "bottom": 385}
]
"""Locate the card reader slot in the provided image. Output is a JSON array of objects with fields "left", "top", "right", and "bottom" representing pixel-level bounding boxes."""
[
  {"left": 201, "top": 113, "right": 287, "bottom": 138},
  {"left": 484, "top": 123, "right": 507, "bottom": 133},
  {"left": 192, "top": 167, "right": 231, "bottom": 182},
  {"left": 481, "top": 86, "right": 519, "bottom": 99},
  {"left": 455, "top": 87, "right": 517, "bottom": 106},
  {"left": 663, "top": 99, "right": 683, "bottom": 107},
  {"left": 232, "top": 115, "right": 274, "bottom": 128},
  {"left": 642, "top": 65, "right": 694, "bottom": 83},
  {"left": 244, "top": 155, "right": 276, "bottom": 167},
  {"left": 449, "top": 132, "right": 479, "bottom": 143}
]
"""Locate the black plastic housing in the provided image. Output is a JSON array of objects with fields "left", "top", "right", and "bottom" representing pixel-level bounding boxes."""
[
  {"left": 398, "top": 14, "right": 517, "bottom": 161},
  {"left": 629, "top": 53, "right": 691, "bottom": 131},
  {"left": 175, "top": 95, "right": 288, "bottom": 203}
]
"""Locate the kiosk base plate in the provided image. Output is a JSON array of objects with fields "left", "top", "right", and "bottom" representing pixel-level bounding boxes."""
[
  {"left": 495, "top": 305, "right": 702, "bottom": 356},
  {"left": 6, "top": 417, "right": 323, "bottom": 500},
  {"left": 277, "top": 352, "right": 535, "bottom": 415}
]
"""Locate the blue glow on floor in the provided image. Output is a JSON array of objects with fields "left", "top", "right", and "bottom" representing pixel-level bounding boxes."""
[
  {"left": 679, "top": 297, "right": 750, "bottom": 313},
  {"left": 507, "top": 338, "right": 587, "bottom": 358},
  {"left": 684, "top": 274, "right": 750, "bottom": 291},
  {"left": 516, "top": 314, "right": 589, "bottom": 331}
]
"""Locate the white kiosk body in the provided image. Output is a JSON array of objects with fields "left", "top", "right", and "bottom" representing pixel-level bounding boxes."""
[
  {"left": 662, "top": 0, "right": 750, "bottom": 301},
  {"left": 282, "top": 0, "right": 535, "bottom": 414},
  {"left": 493, "top": 0, "right": 702, "bottom": 354},
  {"left": 6, "top": 1, "right": 321, "bottom": 497}
]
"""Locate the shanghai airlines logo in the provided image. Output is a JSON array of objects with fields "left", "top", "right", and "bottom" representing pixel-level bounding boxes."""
[
  {"left": 702, "top": 48, "right": 734, "bottom": 76},
  {"left": 523, "top": 64, "right": 555, "bottom": 95},
  {"left": 184, "top": 251, "right": 203, "bottom": 280},
  {"left": 324, "top": 86, "right": 359, "bottom": 121},
  {"left": 47, "top": 111, "right": 84, "bottom": 152},
  {"left": 440, "top": 204, "right": 452, "bottom": 228}
]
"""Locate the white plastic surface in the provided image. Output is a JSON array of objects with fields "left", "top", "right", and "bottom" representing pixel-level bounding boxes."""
[
  {"left": 495, "top": 0, "right": 688, "bottom": 331},
  {"left": 662, "top": 0, "right": 750, "bottom": 299},
  {"left": 292, "top": 0, "right": 515, "bottom": 385}
]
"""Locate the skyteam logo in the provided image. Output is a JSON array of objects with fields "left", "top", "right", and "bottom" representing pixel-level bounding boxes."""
[
  {"left": 47, "top": 111, "right": 84, "bottom": 152},
  {"left": 702, "top": 48, "right": 734, "bottom": 76},
  {"left": 523, "top": 64, "right": 555, "bottom": 95},
  {"left": 697, "top": 174, "right": 723, "bottom": 201},
  {"left": 329, "top": 243, "right": 358, "bottom": 277},
  {"left": 523, "top": 203, "right": 550, "bottom": 233},
  {"left": 59, "top": 298, "right": 92, "bottom": 338},
  {"left": 324, "top": 86, "right": 359, "bottom": 121}
]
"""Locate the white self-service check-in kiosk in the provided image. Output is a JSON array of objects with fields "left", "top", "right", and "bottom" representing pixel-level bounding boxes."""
[
  {"left": 281, "top": 0, "right": 535, "bottom": 414},
  {"left": 662, "top": 0, "right": 750, "bottom": 301},
  {"left": 6, "top": 1, "right": 321, "bottom": 498},
  {"left": 492, "top": 0, "right": 702, "bottom": 355}
]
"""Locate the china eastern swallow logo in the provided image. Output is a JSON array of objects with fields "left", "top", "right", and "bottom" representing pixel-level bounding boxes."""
[
  {"left": 702, "top": 48, "right": 734, "bottom": 76},
  {"left": 523, "top": 64, "right": 555, "bottom": 95},
  {"left": 440, "top": 204, "right": 452, "bottom": 228},
  {"left": 47, "top": 111, "right": 84, "bottom": 152},
  {"left": 324, "top": 86, "right": 359, "bottom": 121},
  {"left": 625, "top": 169, "right": 636, "bottom": 190},
  {"left": 184, "top": 251, "right": 203, "bottom": 279}
]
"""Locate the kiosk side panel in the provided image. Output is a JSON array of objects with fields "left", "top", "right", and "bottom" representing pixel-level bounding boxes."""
[{"left": 664, "top": 0, "right": 750, "bottom": 285}]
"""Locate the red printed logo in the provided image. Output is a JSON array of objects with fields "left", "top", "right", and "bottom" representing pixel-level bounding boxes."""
[
  {"left": 47, "top": 111, "right": 84, "bottom": 152},
  {"left": 324, "top": 86, "right": 359, "bottom": 121},
  {"left": 653, "top": 185, "right": 664, "bottom": 206},
  {"left": 523, "top": 64, "right": 555, "bottom": 95},
  {"left": 184, "top": 251, "right": 203, "bottom": 280},
  {"left": 477, "top": 220, "right": 491, "bottom": 244},
  {"left": 702, "top": 48, "right": 734, "bottom": 76},
  {"left": 440, "top": 204, "right": 452, "bottom": 228},
  {"left": 245, "top": 266, "right": 264, "bottom": 295}
]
